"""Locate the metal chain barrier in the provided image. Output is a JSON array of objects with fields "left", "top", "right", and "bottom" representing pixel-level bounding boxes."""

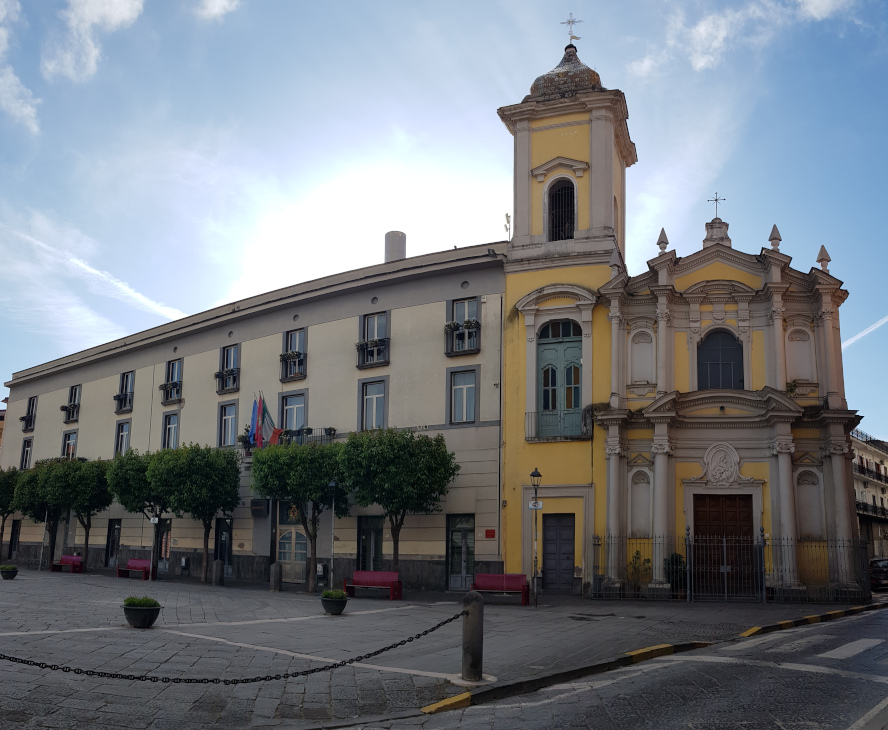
[{"left": 0, "top": 609, "right": 467, "bottom": 685}]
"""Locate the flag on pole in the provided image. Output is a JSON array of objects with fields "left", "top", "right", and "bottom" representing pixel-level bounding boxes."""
[
  {"left": 259, "top": 392, "right": 283, "bottom": 447},
  {"left": 249, "top": 397, "right": 259, "bottom": 446}
]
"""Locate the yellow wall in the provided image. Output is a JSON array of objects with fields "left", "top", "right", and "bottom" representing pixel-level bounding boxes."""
[
  {"left": 529, "top": 120, "right": 591, "bottom": 237},
  {"left": 675, "top": 262, "right": 762, "bottom": 291}
]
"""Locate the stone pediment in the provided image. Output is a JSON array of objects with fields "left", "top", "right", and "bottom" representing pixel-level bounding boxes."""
[
  {"left": 627, "top": 453, "right": 653, "bottom": 468},
  {"left": 530, "top": 156, "right": 589, "bottom": 182},
  {"left": 682, "top": 280, "right": 757, "bottom": 297},
  {"left": 643, "top": 387, "right": 803, "bottom": 428},
  {"left": 515, "top": 284, "right": 598, "bottom": 312}
]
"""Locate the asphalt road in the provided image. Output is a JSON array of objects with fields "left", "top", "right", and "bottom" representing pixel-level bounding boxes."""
[{"left": 370, "top": 607, "right": 888, "bottom": 730}]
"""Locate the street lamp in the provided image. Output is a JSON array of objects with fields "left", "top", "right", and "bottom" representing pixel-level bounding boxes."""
[
  {"left": 329, "top": 480, "right": 337, "bottom": 589},
  {"left": 530, "top": 468, "right": 542, "bottom": 607}
]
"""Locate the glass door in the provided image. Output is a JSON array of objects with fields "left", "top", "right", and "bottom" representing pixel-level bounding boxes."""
[
  {"left": 214, "top": 517, "right": 233, "bottom": 578},
  {"left": 448, "top": 515, "right": 475, "bottom": 590},
  {"left": 277, "top": 528, "right": 307, "bottom": 583},
  {"left": 105, "top": 519, "right": 121, "bottom": 567}
]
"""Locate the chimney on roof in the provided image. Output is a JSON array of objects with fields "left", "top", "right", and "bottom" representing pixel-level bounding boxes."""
[{"left": 385, "top": 231, "right": 406, "bottom": 263}]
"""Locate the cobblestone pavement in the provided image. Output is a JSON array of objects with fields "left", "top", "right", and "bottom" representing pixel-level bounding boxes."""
[{"left": 0, "top": 569, "right": 874, "bottom": 728}]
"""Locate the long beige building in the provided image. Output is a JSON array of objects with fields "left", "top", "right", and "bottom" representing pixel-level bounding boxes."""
[{"left": 1, "top": 238, "right": 506, "bottom": 589}]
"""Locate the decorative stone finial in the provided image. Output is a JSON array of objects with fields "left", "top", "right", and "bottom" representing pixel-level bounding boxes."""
[
  {"left": 657, "top": 228, "right": 669, "bottom": 253},
  {"left": 769, "top": 224, "right": 782, "bottom": 251},
  {"left": 609, "top": 246, "right": 623, "bottom": 278},
  {"left": 703, "top": 218, "right": 731, "bottom": 248},
  {"left": 817, "top": 245, "right": 831, "bottom": 273}
]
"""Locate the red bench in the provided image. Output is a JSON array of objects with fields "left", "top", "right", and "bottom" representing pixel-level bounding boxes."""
[
  {"left": 117, "top": 558, "right": 152, "bottom": 580},
  {"left": 343, "top": 570, "right": 402, "bottom": 600},
  {"left": 51, "top": 555, "right": 83, "bottom": 573},
  {"left": 470, "top": 573, "right": 529, "bottom": 605}
]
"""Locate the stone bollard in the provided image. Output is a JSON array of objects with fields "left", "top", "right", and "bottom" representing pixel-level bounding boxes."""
[
  {"left": 462, "top": 590, "right": 484, "bottom": 682},
  {"left": 269, "top": 562, "right": 282, "bottom": 592},
  {"left": 212, "top": 559, "right": 224, "bottom": 586}
]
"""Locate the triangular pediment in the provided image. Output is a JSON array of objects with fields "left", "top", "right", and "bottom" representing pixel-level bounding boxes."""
[
  {"left": 644, "top": 387, "right": 803, "bottom": 427},
  {"left": 530, "top": 156, "right": 589, "bottom": 182},
  {"left": 627, "top": 453, "right": 653, "bottom": 468},
  {"left": 793, "top": 452, "right": 823, "bottom": 468}
]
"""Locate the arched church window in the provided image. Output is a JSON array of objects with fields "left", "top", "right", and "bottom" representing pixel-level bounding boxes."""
[
  {"left": 537, "top": 319, "right": 583, "bottom": 437},
  {"left": 697, "top": 330, "right": 744, "bottom": 390},
  {"left": 549, "top": 179, "right": 575, "bottom": 242}
]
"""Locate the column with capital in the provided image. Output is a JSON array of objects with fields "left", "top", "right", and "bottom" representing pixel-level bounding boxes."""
[
  {"left": 604, "top": 432, "right": 626, "bottom": 588},
  {"left": 770, "top": 301, "right": 787, "bottom": 390},
  {"left": 818, "top": 302, "right": 842, "bottom": 409},
  {"left": 773, "top": 438, "right": 801, "bottom": 589},
  {"left": 650, "top": 436, "right": 672, "bottom": 586},
  {"left": 608, "top": 306, "right": 622, "bottom": 409},
  {"left": 826, "top": 441, "right": 857, "bottom": 585},
  {"left": 656, "top": 301, "right": 670, "bottom": 396}
]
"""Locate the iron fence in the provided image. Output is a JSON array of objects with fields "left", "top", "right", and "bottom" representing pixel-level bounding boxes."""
[
  {"left": 585, "top": 534, "right": 871, "bottom": 603},
  {"left": 525, "top": 409, "right": 588, "bottom": 440}
]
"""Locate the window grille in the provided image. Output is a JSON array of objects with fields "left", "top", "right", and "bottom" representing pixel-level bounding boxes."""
[{"left": 549, "top": 180, "right": 575, "bottom": 242}]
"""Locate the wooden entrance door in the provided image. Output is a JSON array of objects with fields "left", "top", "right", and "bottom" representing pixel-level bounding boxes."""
[
  {"left": 542, "top": 513, "right": 575, "bottom": 594},
  {"left": 692, "top": 495, "right": 756, "bottom": 598}
]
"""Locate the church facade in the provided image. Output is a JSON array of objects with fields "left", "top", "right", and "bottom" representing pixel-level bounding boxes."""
[{"left": 0, "top": 44, "right": 865, "bottom": 599}]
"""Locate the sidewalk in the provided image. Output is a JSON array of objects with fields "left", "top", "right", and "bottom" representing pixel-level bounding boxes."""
[{"left": 0, "top": 568, "right": 880, "bottom": 729}]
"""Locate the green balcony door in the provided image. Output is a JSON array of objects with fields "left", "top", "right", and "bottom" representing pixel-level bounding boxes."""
[{"left": 537, "top": 320, "right": 582, "bottom": 437}]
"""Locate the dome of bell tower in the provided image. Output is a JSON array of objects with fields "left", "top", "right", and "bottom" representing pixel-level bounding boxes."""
[{"left": 527, "top": 44, "right": 603, "bottom": 101}]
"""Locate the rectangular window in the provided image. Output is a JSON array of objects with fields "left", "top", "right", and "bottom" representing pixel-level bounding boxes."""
[
  {"left": 64, "top": 384, "right": 81, "bottom": 423},
  {"left": 116, "top": 371, "right": 135, "bottom": 412},
  {"left": 62, "top": 431, "right": 77, "bottom": 459},
  {"left": 451, "top": 371, "right": 476, "bottom": 423},
  {"left": 68, "top": 384, "right": 81, "bottom": 406},
  {"left": 218, "top": 345, "right": 240, "bottom": 392},
  {"left": 282, "top": 394, "right": 305, "bottom": 431},
  {"left": 21, "top": 396, "right": 37, "bottom": 432},
  {"left": 164, "top": 359, "right": 182, "bottom": 400},
  {"left": 358, "top": 312, "right": 389, "bottom": 367},
  {"left": 447, "top": 298, "right": 480, "bottom": 354},
  {"left": 26, "top": 396, "right": 37, "bottom": 417},
  {"left": 362, "top": 381, "right": 385, "bottom": 430},
  {"left": 20, "top": 438, "right": 32, "bottom": 470},
  {"left": 163, "top": 413, "right": 179, "bottom": 449},
  {"left": 282, "top": 329, "right": 307, "bottom": 380},
  {"left": 364, "top": 312, "right": 387, "bottom": 340},
  {"left": 220, "top": 403, "right": 237, "bottom": 447},
  {"left": 115, "top": 422, "right": 130, "bottom": 456}
]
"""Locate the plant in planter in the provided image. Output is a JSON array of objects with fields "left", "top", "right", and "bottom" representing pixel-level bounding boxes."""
[
  {"left": 462, "top": 317, "right": 480, "bottom": 330},
  {"left": 320, "top": 588, "right": 349, "bottom": 616},
  {"left": 443, "top": 320, "right": 461, "bottom": 333},
  {"left": 627, "top": 550, "right": 651, "bottom": 597},
  {"left": 0, "top": 564, "right": 18, "bottom": 580},
  {"left": 664, "top": 552, "right": 687, "bottom": 598},
  {"left": 122, "top": 595, "right": 162, "bottom": 628}
]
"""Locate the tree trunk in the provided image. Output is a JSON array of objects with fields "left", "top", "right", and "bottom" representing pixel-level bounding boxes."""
[
  {"left": 82, "top": 516, "right": 91, "bottom": 573},
  {"left": 151, "top": 519, "right": 161, "bottom": 581},
  {"left": 46, "top": 518, "right": 59, "bottom": 569},
  {"left": 202, "top": 521, "right": 211, "bottom": 583},
  {"left": 307, "top": 533, "right": 317, "bottom": 593},
  {"left": 389, "top": 514, "right": 404, "bottom": 572},
  {"left": 0, "top": 515, "right": 7, "bottom": 560}
]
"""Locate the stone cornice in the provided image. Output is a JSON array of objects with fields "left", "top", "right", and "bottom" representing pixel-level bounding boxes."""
[
  {"left": 530, "top": 156, "right": 589, "bottom": 182},
  {"left": 514, "top": 283, "right": 598, "bottom": 313},
  {"left": 642, "top": 387, "right": 803, "bottom": 428}
]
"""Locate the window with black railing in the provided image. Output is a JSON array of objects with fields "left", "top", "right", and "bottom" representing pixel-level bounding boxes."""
[
  {"left": 278, "top": 427, "right": 337, "bottom": 446},
  {"left": 20, "top": 396, "right": 37, "bottom": 432},
  {"left": 159, "top": 359, "right": 183, "bottom": 405},
  {"left": 61, "top": 403, "right": 80, "bottom": 423},
  {"left": 280, "top": 352, "right": 306, "bottom": 381},
  {"left": 214, "top": 368, "right": 240, "bottom": 394},
  {"left": 854, "top": 462, "right": 888, "bottom": 485},
  {"left": 114, "top": 391, "right": 134, "bottom": 413},
  {"left": 444, "top": 319, "right": 480, "bottom": 356},
  {"left": 857, "top": 500, "right": 888, "bottom": 519},
  {"left": 549, "top": 179, "right": 575, "bottom": 242},
  {"left": 356, "top": 338, "right": 390, "bottom": 368}
]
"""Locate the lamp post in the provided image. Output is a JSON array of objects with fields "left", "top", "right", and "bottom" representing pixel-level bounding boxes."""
[
  {"left": 328, "top": 480, "right": 337, "bottom": 590},
  {"left": 530, "top": 468, "right": 542, "bottom": 608}
]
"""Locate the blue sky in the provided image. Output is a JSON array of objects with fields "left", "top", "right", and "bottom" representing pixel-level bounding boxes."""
[{"left": 0, "top": 0, "right": 886, "bottom": 434}]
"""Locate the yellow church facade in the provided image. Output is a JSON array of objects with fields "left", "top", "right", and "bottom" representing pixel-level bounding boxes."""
[{"left": 498, "top": 45, "right": 862, "bottom": 599}]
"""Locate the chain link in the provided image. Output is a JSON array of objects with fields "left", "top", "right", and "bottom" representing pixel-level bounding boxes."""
[{"left": 0, "top": 610, "right": 467, "bottom": 685}]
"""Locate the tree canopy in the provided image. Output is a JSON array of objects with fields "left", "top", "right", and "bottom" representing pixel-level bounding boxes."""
[
  {"left": 13, "top": 458, "right": 75, "bottom": 567},
  {"left": 340, "top": 428, "right": 459, "bottom": 569},
  {"left": 0, "top": 467, "right": 19, "bottom": 558}
]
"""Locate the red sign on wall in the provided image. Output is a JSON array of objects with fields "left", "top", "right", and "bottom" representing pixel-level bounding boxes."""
[{"left": 485, "top": 529, "right": 496, "bottom": 539}]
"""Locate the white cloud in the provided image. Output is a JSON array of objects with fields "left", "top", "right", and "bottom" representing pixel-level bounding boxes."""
[
  {"left": 0, "top": 0, "right": 39, "bottom": 133},
  {"left": 41, "top": 0, "right": 143, "bottom": 82},
  {"left": 797, "top": 0, "right": 854, "bottom": 21},
  {"left": 842, "top": 313, "right": 888, "bottom": 349},
  {"left": 195, "top": 0, "right": 240, "bottom": 21}
]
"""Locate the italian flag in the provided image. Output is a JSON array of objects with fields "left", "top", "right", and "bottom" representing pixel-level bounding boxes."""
[{"left": 254, "top": 393, "right": 283, "bottom": 448}]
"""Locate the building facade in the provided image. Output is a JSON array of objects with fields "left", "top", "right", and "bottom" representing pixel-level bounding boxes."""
[
  {"left": 0, "top": 43, "right": 865, "bottom": 598},
  {"left": 851, "top": 428, "right": 888, "bottom": 559}
]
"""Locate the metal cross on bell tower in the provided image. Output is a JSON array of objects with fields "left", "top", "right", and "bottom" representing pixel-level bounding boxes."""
[
  {"left": 561, "top": 13, "right": 583, "bottom": 43},
  {"left": 707, "top": 192, "right": 726, "bottom": 218}
]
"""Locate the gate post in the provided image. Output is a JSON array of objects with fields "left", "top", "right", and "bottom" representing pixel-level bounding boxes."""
[
  {"left": 462, "top": 591, "right": 484, "bottom": 682},
  {"left": 685, "top": 526, "right": 693, "bottom": 603}
]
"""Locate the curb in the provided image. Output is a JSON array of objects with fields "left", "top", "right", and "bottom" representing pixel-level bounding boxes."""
[{"left": 738, "top": 602, "right": 887, "bottom": 638}]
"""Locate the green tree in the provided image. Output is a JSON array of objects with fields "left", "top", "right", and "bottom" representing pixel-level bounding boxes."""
[
  {"left": 0, "top": 467, "right": 19, "bottom": 558},
  {"left": 253, "top": 442, "right": 348, "bottom": 592},
  {"left": 13, "top": 459, "right": 73, "bottom": 567},
  {"left": 65, "top": 460, "right": 113, "bottom": 571},
  {"left": 107, "top": 450, "right": 167, "bottom": 580},
  {"left": 165, "top": 444, "right": 241, "bottom": 583},
  {"left": 340, "top": 429, "right": 459, "bottom": 571}
]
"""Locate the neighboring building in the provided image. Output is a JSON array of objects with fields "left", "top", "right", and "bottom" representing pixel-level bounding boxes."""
[
  {"left": 0, "top": 43, "right": 865, "bottom": 598},
  {"left": 0, "top": 239, "right": 506, "bottom": 587},
  {"left": 0, "top": 405, "right": 5, "bottom": 455},
  {"left": 851, "top": 428, "right": 888, "bottom": 559},
  {"left": 497, "top": 45, "right": 862, "bottom": 599}
]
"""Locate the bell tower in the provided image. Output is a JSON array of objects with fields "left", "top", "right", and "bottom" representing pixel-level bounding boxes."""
[{"left": 497, "top": 45, "right": 637, "bottom": 269}]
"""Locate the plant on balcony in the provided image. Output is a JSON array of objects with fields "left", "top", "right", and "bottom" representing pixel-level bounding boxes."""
[
  {"left": 324, "top": 427, "right": 337, "bottom": 437},
  {"left": 462, "top": 317, "right": 480, "bottom": 330},
  {"left": 280, "top": 350, "right": 303, "bottom": 362},
  {"left": 238, "top": 424, "right": 253, "bottom": 449},
  {"left": 355, "top": 340, "right": 368, "bottom": 350},
  {"left": 443, "top": 320, "right": 461, "bottom": 333}
]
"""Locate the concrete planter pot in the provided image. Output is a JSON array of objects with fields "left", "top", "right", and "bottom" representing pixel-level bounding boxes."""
[
  {"left": 123, "top": 605, "right": 162, "bottom": 628},
  {"left": 320, "top": 596, "right": 348, "bottom": 616},
  {"left": 0, "top": 569, "right": 18, "bottom": 580}
]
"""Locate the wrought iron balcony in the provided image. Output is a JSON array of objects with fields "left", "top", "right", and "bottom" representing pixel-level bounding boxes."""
[
  {"left": 20, "top": 413, "right": 35, "bottom": 432},
  {"left": 158, "top": 381, "right": 183, "bottom": 405},
  {"left": 853, "top": 462, "right": 888, "bottom": 485},
  {"left": 525, "top": 409, "right": 589, "bottom": 441},
  {"left": 280, "top": 352, "right": 306, "bottom": 382},
  {"left": 113, "top": 391, "right": 134, "bottom": 413},
  {"left": 60, "top": 403, "right": 80, "bottom": 424},
  {"left": 277, "top": 427, "right": 338, "bottom": 447},
  {"left": 356, "top": 338, "right": 390, "bottom": 369},
  {"left": 214, "top": 368, "right": 240, "bottom": 395},
  {"left": 856, "top": 500, "right": 888, "bottom": 520},
  {"left": 444, "top": 323, "right": 480, "bottom": 357}
]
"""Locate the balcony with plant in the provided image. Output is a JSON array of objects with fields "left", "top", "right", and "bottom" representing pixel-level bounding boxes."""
[
  {"left": 280, "top": 350, "right": 306, "bottom": 382},
  {"left": 113, "top": 391, "right": 134, "bottom": 414},
  {"left": 444, "top": 318, "right": 480, "bottom": 356},
  {"left": 158, "top": 380, "right": 183, "bottom": 406},
  {"left": 214, "top": 368, "right": 240, "bottom": 395},
  {"left": 356, "top": 338, "right": 390, "bottom": 369},
  {"left": 60, "top": 402, "right": 80, "bottom": 424}
]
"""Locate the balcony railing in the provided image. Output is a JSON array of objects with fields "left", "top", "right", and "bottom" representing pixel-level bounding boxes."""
[
  {"left": 60, "top": 403, "right": 80, "bottom": 424},
  {"left": 853, "top": 462, "right": 888, "bottom": 485},
  {"left": 277, "top": 428, "right": 338, "bottom": 447},
  {"left": 444, "top": 323, "right": 480, "bottom": 356},
  {"left": 113, "top": 391, "right": 134, "bottom": 413},
  {"left": 856, "top": 500, "right": 888, "bottom": 520},
  {"left": 356, "top": 338, "right": 390, "bottom": 369},
  {"left": 214, "top": 368, "right": 240, "bottom": 395},
  {"left": 280, "top": 352, "right": 306, "bottom": 382},
  {"left": 525, "top": 409, "right": 588, "bottom": 441},
  {"left": 852, "top": 428, "right": 888, "bottom": 456},
  {"left": 20, "top": 414, "right": 35, "bottom": 432},
  {"left": 158, "top": 381, "right": 183, "bottom": 405}
]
